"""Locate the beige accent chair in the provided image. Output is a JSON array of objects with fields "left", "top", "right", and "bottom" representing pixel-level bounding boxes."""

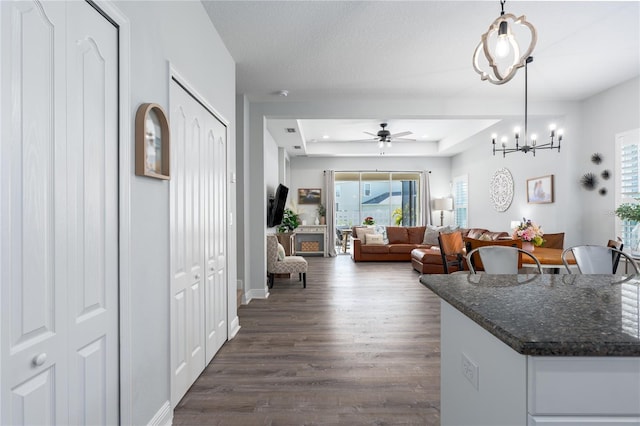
[{"left": 266, "top": 235, "right": 308, "bottom": 288}]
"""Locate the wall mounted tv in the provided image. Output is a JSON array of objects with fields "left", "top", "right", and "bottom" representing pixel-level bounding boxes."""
[{"left": 267, "top": 184, "right": 288, "bottom": 228}]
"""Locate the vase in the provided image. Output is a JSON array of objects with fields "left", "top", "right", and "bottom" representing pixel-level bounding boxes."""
[{"left": 522, "top": 241, "right": 534, "bottom": 252}]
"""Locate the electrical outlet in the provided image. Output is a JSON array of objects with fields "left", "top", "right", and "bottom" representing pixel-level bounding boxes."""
[{"left": 461, "top": 353, "right": 479, "bottom": 390}]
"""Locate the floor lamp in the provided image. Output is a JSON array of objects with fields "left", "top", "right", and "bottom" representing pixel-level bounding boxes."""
[{"left": 433, "top": 198, "right": 454, "bottom": 226}]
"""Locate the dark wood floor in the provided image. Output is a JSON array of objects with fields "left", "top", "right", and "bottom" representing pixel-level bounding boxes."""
[{"left": 173, "top": 255, "right": 441, "bottom": 425}]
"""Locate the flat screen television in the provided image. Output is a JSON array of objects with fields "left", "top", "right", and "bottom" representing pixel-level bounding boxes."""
[{"left": 267, "top": 184, "right": 288, "bottom": 228}]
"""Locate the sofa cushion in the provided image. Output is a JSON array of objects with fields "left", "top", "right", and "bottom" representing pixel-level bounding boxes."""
[
  {"left": 355, "top": 226, "right": 376, "bottom": 240},
  {"left": 389, "top": 244, "right": 419, "bottom": 254},
  {"left": 407, "top": 226, "right": 427, "bottom": 244},
  {"left": 360, "top": 244, "right": 390, "bottom": 254},
  {"left": 364, "top": 233, "right": 384, "bottom": 245},
  {"left": 386, "top": 227, "right": 409, "bottom": 244},
  {"left": 423, "top": 225, "right": 450, "bottom": 245},
  {"left": 277, "top": 243, "right": 286, "bottom": 261}
]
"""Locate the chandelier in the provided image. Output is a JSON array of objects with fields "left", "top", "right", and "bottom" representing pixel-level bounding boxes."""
[
  {"left": 473, "top": 0, "right": 537, "bottom": 85},
  {"left": 492, "top": 56, "right": 564, "bottom": 157}
]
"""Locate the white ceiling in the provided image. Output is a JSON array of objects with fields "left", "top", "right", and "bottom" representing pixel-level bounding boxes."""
[{"left": 203, "top": 1, "right": 640, "bottom": 157}]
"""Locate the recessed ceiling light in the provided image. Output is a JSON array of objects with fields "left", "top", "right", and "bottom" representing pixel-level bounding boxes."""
[
  {"left": 277, "top": 90, "right": 289, "bottom": 97},
  {"left": 322, "top": 135, "right": 329, "bottom": 139},
  {"left": 422, "top": 134, "right": 429, "bottom": 138}
]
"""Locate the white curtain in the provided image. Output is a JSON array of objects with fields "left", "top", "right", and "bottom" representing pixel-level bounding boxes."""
[
  {"left": 324, "top": 170, "right": 337, "bottom": 257},
  {"left": 421, "top": 171, "right": 433, "bottom": 226}
]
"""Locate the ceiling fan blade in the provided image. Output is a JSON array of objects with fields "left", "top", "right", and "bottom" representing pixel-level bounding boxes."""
[
  {"left": 389, "top": 131, "right": 413, "bottom": 138},
  {"left": 391, "top": 137, "right": 416, "bottom": 142},
  {"left": 363, "top": 131, "right": 378, "bottom": 137}
]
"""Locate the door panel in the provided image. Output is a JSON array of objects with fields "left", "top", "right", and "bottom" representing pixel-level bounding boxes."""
[
  {"left": 11, "top": 368, "right": 56, "bottom": 425},
  {"left": 1, "top": 2, "right": 68, "bottom": 423},
  {"left": 66, "top": 2, "right": 118, "bottom": 424},
  {"left": 170, "top": 79, "right": 228, "bottom": 404},
  {"left": 1, "top": 1, "right": 119, "bottom": 424}
]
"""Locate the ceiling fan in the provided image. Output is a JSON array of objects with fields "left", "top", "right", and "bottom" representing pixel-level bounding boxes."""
[{"left": 364, "top": 123, "right": 415, "bottom": 148}]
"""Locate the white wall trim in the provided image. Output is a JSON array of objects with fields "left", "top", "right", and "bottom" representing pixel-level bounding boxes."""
[
  {"left": 147, "top": 401, "right": 172, "bottom": 426},
  {"left": 229, "top": 316, "right": 241, "bottom": 339},
  {"left": 90, "top": 1, "right": 132, "bottom": 424},
  {"left": 244, "top": 288, "right": 269, "bottom": 303}
]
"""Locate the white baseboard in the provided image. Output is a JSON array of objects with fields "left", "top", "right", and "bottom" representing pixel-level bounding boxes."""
[
  {"left": 229, "top": 316, "right": 241, "bottom": 339},
  {"left": 244, "top": 287, "right": 269, "bottom": 303},
  {"left": 147, "top": 400, "right": 172, "bottom": 426}
]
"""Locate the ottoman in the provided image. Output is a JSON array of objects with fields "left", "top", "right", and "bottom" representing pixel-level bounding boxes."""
[{"left": 411, "top": 248, "right": 465, "bottom": 274}]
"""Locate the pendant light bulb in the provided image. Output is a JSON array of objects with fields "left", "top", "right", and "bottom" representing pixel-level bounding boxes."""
[{"left": 495, "top": 21, "right": 511, "bottom": 58}]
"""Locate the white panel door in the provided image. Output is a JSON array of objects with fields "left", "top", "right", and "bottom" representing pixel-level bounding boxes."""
[
  {"left": 170, "top": 78, "right": 228, "bottom": 405},
  {"left": 65, "top": 2, "right": 119, "bottom": 425},
  {"left": 1, "top": 1, "right": 119, "bottom": 424},
  {"left": 204, "top": 113, "right": 228, "bottom": 362},
  {"left": 1, "top": 2, "right": 68, "bottom": 424},
  {"left": 170, "top": 81, "right": 205, "bottom": 404}
]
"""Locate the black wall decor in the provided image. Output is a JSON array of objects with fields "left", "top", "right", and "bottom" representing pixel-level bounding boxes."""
[
  {"left": 580, "top": 172, "right": 598, "bottom": 190},
  {"left": 591, "top": 153, "right": 603, "bottom": 164}
]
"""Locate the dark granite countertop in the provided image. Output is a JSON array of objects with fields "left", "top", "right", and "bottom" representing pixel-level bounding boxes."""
[{"left": 419, "top": 274, "right": 640, "bottom": 356}]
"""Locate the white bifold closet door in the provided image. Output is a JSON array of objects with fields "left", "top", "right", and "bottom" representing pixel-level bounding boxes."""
[
  {"left": 170, "top": 78, "right": 228, "bottom": 405},
  {"left": 0, "top": 1, "right": 119, "bottom": 424}
]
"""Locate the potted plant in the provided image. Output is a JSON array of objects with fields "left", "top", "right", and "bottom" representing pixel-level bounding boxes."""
[
  {"left": 392, "top": 208, "right": 403, "bottom": 226},
  {"left": 615, "top": 201, "right": 640, "bottom": 222},
  {"left": 363, "top": 216, "right": 375, "bottom": 226},
  {"left": 277, "top": 208, "right": 301, "bottom": 233},
  {"left": 317, "top": 204, "right": 326, "bottom": 225},
  {"left": 512, "top": 218, "right": 544, "bottom": 251}
]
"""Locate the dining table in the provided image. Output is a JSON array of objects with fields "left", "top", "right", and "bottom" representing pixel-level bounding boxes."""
[{"left": 521, "top": 246, "right": 576, "bottom": 272}]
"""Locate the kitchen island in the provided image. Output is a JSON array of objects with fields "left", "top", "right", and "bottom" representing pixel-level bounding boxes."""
[{"left": 420, "top": 274, "right": 640, "bottom": 426}]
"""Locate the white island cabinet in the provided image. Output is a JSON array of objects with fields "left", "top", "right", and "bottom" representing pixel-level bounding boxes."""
[{"left": 422, "top": 274, "right": 640, "bottom": 426}]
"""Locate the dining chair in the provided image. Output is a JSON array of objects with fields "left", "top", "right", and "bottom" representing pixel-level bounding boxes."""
[
  {"left": 606, "top": 239, "right": 624, "bottom": 273},
  {"left": 437, "top": 231, "right": 465, "bottom": 274},
  {"left": 466, "top": 246, "right": 542, "bottom": 274},
  {"left": 561, "top": 245, "right": 639, "bottom": 274},
  {"left": 541, "top": 232, "right": 565, "bottom": 249},
  {"left": 463, "top": 237, "right": 522, "bottom": 272}
]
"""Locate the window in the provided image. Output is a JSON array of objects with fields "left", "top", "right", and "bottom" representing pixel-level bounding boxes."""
[
  {"left": 335, "top": 185, "right": 341, "bottom": 198},
  {"left": 334, "top": 171, "right": 421, "bottom": 227},
  {"left": 452, "top": 174, "right": 468, "bottom": 228},
  {"left": 615, "top": 129, "right": 640, "bottom": 250}
]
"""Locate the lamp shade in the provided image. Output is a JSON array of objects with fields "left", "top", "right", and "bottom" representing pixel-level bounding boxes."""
[{"left": 433, "top": 198, "right": 454, "bottom": 211}]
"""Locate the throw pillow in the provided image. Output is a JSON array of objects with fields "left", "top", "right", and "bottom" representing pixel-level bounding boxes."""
[
  {"left": 423, "top": 225, "right": 448, "bottom": 246},
  {"left": 364, "top": 233, "right": 384, "bottom": 245},
  {"left": 375, "top": 225, "right": 389, "bottom": 244},
  {"left": 478, "top": 233, "right": 492, "bottom": 241},
  {"left": 277, "top": 243, "right": 285, "bottom": 261},
  {"left": 355, "top": 227, "right": 376, "bottom": 240}
]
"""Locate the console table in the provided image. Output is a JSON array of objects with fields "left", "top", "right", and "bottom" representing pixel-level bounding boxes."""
[{"left": 292, "top": 225, "right": 327, "bottom": 257}]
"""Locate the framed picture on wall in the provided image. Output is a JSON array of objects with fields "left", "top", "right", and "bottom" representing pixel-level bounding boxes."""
[
  {"left": 527, "top": 175, "right": 554, "bottom": 204},
  {"left": 298, "top": 188, "right": 321, "bottom": 204}
]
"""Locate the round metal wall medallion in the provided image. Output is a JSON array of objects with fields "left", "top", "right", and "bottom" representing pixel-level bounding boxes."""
[{"left": 489, "top": 168, "right": 514, "bottom": 212}]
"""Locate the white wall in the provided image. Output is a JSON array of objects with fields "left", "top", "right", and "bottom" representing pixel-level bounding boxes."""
[
  {"left": 578, "top": 76, "right": 640, "bottom": 245},
  {"left": 113, "top": 2, "right": 236, "bottom": 424}
]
